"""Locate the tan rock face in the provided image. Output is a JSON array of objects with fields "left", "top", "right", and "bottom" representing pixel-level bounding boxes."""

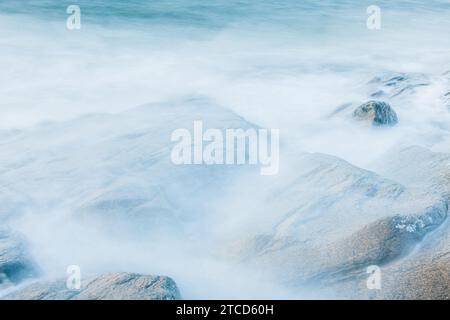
[
  {"left": 316, "top": 146, "right": 450, "bottom": 299},
  {"left": 4, "top": 272, "right": 181, "bottom": 300},
  {"left": 323, "top": 219, "right": 450, "bottom": 300},
  {"left": 374, "top": 218, "right": 450, "bottom": 300}
]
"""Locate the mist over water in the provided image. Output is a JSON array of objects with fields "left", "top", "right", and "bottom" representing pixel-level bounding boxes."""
[{"left": 1, "top": 1, "right": 450, "bottom": 298}]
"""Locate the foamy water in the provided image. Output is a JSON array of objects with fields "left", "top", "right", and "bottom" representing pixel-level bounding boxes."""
[
  {"left": 1, "top": 0, "right": 450, "bottom": 299},
  {"left": 1, "top": 1, "right": 450, "bottom": 162}
]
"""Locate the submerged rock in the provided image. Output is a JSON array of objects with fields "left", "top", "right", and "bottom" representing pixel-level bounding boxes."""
[
  {"left": 353, "top": 101, "right": 398, "bottom": 126},
  {"left": 442, "top": 90, "right": 450, "bottom": 110},
  {"left": 367, "top": 73, "right": 430, "bottom": 99},
  {"left": 0, "top": 229, "right": 38, "bottom": 289},
  {"left": 4, "top": 272, "right": 181, "bottom": 300}
]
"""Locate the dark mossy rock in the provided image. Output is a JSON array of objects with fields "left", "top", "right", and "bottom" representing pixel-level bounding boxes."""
[
  {"left": 0, "top": 229, "right": 38, "bottom": 288},
  {"left": 353, "top": 101, "right": 398, "bottom": 126}
]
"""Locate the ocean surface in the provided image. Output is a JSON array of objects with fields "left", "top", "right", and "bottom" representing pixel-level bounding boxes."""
[{"left": 1, "top": 1, "right": 450, "bottom": 299}]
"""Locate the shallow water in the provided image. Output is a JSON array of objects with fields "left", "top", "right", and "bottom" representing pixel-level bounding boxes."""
[{"left": 1, "top": 0, "right": 450, "bottom": 299}]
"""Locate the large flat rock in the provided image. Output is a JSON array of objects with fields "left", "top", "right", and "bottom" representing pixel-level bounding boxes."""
[
  {"left": 0, "top": 96, "right": 258, "bottom": 236},
  {"left": 228, "top": 151, "right": 449, "bottom": 298}
]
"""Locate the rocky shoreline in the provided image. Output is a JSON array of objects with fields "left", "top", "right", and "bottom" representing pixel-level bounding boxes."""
[{"left": 1, "top": 71, "right": 450, "bottom": 300}]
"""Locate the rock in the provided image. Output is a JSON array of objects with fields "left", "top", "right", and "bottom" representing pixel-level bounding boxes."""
[
  {"left": 374, "top": 218, "right": 450, "bottom": 300},
  {"left": 322, "top": 212, "right": 450, "bottom": 300},
  {"left": 0, "top": 187, "right": 31, "bottom": 223},
  {"left": 367, "top": 73, "right": 430, "bottom": 99},
  {"left": 308, "top": 145, "right": 450, "bottom": 299},
  {"left": 371, "top": 146, "right": 450, "bottom": 197},
  {"left": 227, "top": 152, "right": 448, "bottom": 298},
  {"left": 359, "top": 146, "right": 450, "bottom": 299},
  {"left": 0, "top": 229, "right": 38, "bottom": 288},
  {"left": 0, "top": 96, "right": 258, "bottom": 238},
  {"left": 353, "top": 101, "right": 398, "bottom": 126},
  {"left": 5, "top": 272, "right": 181, "bottom": 300}
]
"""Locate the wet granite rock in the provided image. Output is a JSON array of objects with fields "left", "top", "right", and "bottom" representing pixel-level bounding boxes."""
[{"left": 227, "top": 150, "right": 449, "bottom": 299}]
